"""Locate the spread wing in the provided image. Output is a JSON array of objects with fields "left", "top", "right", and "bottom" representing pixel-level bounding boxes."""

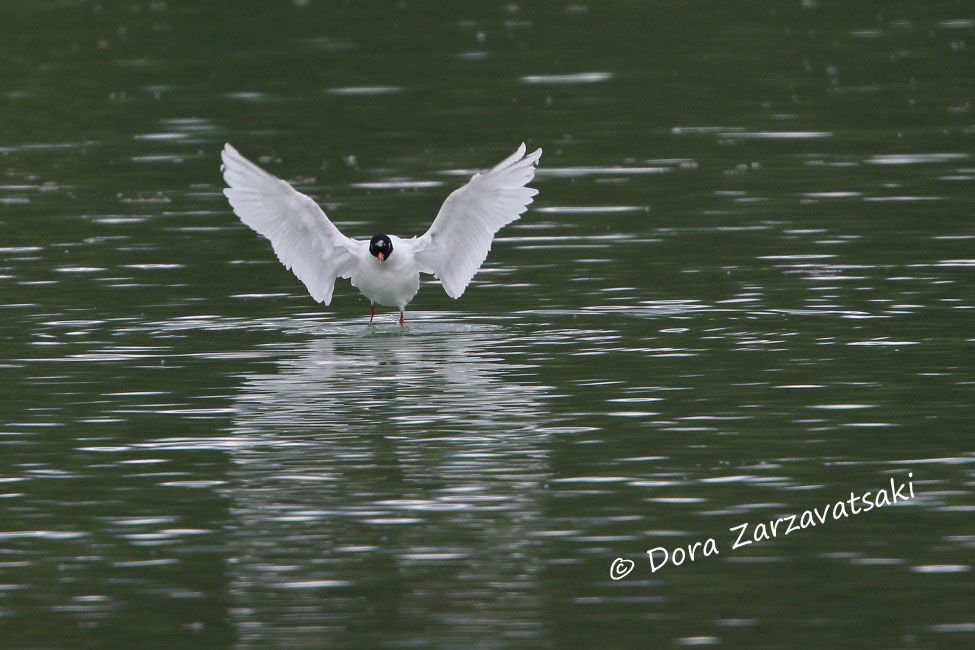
[
  {"left": 412, "top": 143, "right": 542, "bottom": 299},
  {"left": 220, "top": 143, "right": 361, "bottom": 305}
]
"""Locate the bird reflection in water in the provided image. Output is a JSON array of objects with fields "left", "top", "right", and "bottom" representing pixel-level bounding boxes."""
[{"left": 225, "top": 324, "right": 552, "bottom": 646}]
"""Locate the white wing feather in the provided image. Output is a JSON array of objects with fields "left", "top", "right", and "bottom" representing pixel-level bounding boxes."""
[
  {"left": 412, "top": 143, "right": 542, "bottom": 298},
  {"left": 220, "top": 143, "right": 361, "bottom": 305}
]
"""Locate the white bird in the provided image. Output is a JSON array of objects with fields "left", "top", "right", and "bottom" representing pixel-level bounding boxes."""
[{"left": 220, "top": 142, "right": 542, "bottom": 326}]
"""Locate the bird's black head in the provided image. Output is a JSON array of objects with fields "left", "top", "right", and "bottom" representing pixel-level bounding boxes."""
[{"left": 369, "top": 234, "right": 393, "bottom": 263}]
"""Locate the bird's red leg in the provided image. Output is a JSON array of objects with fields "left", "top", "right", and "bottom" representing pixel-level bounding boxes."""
[
  {"left": 399, "top": 310, "right": 404, "bottom": 327},
  {"left": 369, "top": 304, "right": 375, "bottom": 326}
]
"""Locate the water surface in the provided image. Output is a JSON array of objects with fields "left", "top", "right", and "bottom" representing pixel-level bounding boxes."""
[{"left": 1, "top": 1, "right": 973, "bottom": 648}]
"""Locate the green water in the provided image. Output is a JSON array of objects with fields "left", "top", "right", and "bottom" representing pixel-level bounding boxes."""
[{"left": 1, "top": 1, "right": 973, "bottom": 648}]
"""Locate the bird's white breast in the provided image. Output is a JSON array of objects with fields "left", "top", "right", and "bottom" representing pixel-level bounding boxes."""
[{"left": 349, "top": 236, "right": 421, "bottom": 309}]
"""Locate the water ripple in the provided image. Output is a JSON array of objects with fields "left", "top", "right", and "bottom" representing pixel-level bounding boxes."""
[{"left": 520, "top": 72, "right": 613, "bottom": 84}]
